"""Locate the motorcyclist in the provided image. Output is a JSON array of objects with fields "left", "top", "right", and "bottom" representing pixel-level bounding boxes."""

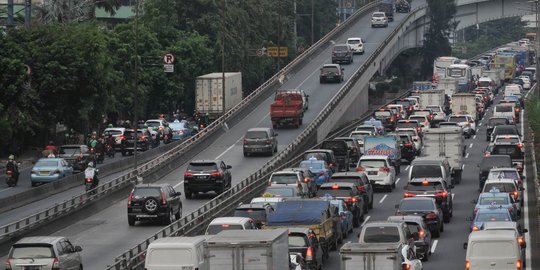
[
  {"left": 44, "top": 141, "right": 58, "bottom": 157},
  {"left": 123, "top": 120, "right": 132, "bottom": 129},
  {"left": 162, "top": 122, "right": 172, "bottom": 143},
  {"left": 5, "top": 155, "right": 19, "bottom": 182},
  {"left": 84, "top": 162, "right": 99, "bottom": 188}
]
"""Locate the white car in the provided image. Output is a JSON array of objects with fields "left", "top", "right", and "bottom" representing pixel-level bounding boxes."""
[
  {"left": 145, "top": 119, "right": 168, "bottom": 139},
  {"left": 205, "top": 217, "right": 258, "bottom": 235},
  {"left": 250, "top": 196, "right": 285, "bottom": 208},
  {"left": 371, "top": 12, "right": 388, "bottom": 27},
  {"left": 426, "top": 105, "right": 446, "bottom": 122},
  {"left": 349, "top": 130, "right": 374, "bottom": 154},
  {"left": 346, "top": 37, "right": 365, "bottom": 54},
  {"left": 408, "top": 115, "right": 430, "bottom": 130},
  {"left": 387, "top": 104, "right": 407, "bottom": 118},
  {"left": 492, "top": 134, "right": 523, "bottom": 146},
  {"left": 104, "top": 127, "right": 126, "bottom": 146},
  {"left": 356, "top": 155, "right": 396, "bottom": 191},
  {"left": 448, "top": 115, "right": 475, "bottom": 138},
  {"left": 405, "top": 97, "right": 420, "bottom": 110},
  {"left": 396, "top": 128, "right": 422, "bottom": 154},
  {"left": 518, "top": 76, "right": 531, "bottom": 90}
]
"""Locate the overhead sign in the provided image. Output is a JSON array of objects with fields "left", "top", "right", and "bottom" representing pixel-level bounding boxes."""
[
  {"left": 163, "top": 53, "right": 176, "bottom": 64},
  {"left": 267, "top": 47, "right": 288, "bottom": 58}
]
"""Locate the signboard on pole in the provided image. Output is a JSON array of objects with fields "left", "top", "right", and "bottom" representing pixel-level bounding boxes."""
[
  {"left": 163, "top": 53, "right": 175, "bottom": 64},
  {"left": 164, "top": 64, "right": 174, "bottom": 73},
  {"left": 267, "top": 47, "right": 289, "bottom": 58}
]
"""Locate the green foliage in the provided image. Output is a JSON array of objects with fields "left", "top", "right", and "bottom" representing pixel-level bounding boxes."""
[{"left": 422, "top": 0, "right": 456, "bottom": 76}]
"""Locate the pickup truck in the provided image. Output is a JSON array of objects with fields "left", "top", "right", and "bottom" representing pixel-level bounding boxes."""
[
  {"left": 265, "top": 200, "right": 336, "bottom": 258},
  {"left": 270, "top": 90, "right": 304, "bottom": 129}
]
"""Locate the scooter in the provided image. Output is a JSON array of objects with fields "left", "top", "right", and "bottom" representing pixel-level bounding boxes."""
[
  {"left": 5, "top": 165, "right": 19, "bottom": 187},
  {"left": 105, "top": 144, "right": 115, "bottom": 158},
  {"left": 85, "top": 170, "right": 99, "bottom": 194}
]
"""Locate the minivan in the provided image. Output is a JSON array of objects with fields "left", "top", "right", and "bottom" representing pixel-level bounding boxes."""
[
  {"left": 243, "top": 127, "right": 278, "bottom": 156},
  {"left": 409, "top": 157, "right": 452, "bottom": 185},
  {"left": 464, "top": 230, "right": 523, "bottom": 270},
  {"left": 144, "top": 236, "right": 209, "bottom": 270}
]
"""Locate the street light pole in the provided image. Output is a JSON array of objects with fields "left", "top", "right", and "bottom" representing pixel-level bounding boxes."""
[
  {"left": 133, "top": 0, "right": 140, "bottom": 177},
  {"left": 222, "top": 0, "right": 226, "bottom": 114}
]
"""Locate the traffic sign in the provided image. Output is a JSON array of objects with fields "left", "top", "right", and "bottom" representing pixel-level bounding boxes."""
[
  {"left": 345, "top": 0, "right": 353, "bottom": 8},
  {"left": 163, "top": 53, "right": 175, "bottom": 64},
  {"left": 164, "top": 64, "right": 174, "bottom": 73},
  {"left": 256, "top": 49, "right": 263, "bottom": 57},
  {"left": 267, "top": 47, "right": 288, "bottom": 58}
]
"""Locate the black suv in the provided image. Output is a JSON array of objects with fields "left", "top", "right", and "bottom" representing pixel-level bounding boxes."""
[
  {"left": 321, "top": 140, "right": 351, "bottom": 172},
  {"left": 329, "top": 172, "right": 374, "bottom": 211},
  {"left": 404, "top": 178, "right": 453, "bottom": 223},
  {"left": 127, "top": 184, "right": 182, "bottom": 226},
  {"left": 486, "top": 117, "right": 511, "bottom": 141},
  {"left": 333, "top": 137, "right": 361, "bottom": 166},
  {"left": 319, "top": 64, "right": 344, "bottom": 83},
  {"left": 288, "top": 227, "right": 325, "bottom": 269},
  {"left": 183, "top": 160, "right": 232, "bottom": 199},
  {"left": 373, "top": 109, "right": 397, "bottom": 130},
  {"left": 396, "top": 197, "right": 444, "bottom": 237},
  {"left": 243, "top": 127, "right": 278, "bottom": 156},
  {"left": 120, "top": 129, "right": 149, "bottom": 156},
  {"left": 478, "top": 155, "right": 513, "bottom": 189},
  {"left": 485, "top": 142, "right": 525, "bottom": 176},
  {"left": 303, "top": 149, "right": 339, "bottom": 173},
  {"left": 317, "top": 182, "right": 365, "bottom": 228},
  {"left": 490, "top": 125, "right": 520, "bottom": 142}
]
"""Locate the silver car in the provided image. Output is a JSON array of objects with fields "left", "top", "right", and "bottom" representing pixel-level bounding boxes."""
[{"left": 6, "top": 236, "right": 83, "bottom": 270}]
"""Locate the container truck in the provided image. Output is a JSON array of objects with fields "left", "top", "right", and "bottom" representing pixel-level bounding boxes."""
[
  {"left": 417, "top": 89, "right": 445, "bottom": 109},
  {"left": 363, "top": 135, "right": 401, "bottom": 173},
  {"left": 195, "top": 72, "right": 243, "bottom": 120},
  {"left": 435, "top": 77, "right": 459, "bottom": 97},
  {"left": 451, "top": 93, "right": 478, "bottom": 121},
  {"left": 378, "top": 0, "right": 394, "bottom": 21},
  {"left": 204, "top": 229, "right": 289, "bottom": 270},
  {"left": 421, "top": 128, "right": 465, "bottom": 184}
]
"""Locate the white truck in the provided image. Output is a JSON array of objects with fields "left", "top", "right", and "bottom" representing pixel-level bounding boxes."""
[
  {"left": 435, "top": 78, "right": 459, "bottom": 96},
  {"left": 482, "top": 69, "right": 504, "bottom": 92},
  {"left": 451, "top": 93, "right": 478, "bottom": 121},
  {"left": 340, "top": 242, "right": 421, "bottom": 270},
  {"left": 204, "top": 229, "right": 289, "bottom": 270},
  {"left": 417, "top": 89, "right": 445, "bottom": 109},
  {"left": 421, "top": 128, "right": 465, "bottom": 184},
  {"left": 195, "top": 72, "right": 243, "bottom": 120}
]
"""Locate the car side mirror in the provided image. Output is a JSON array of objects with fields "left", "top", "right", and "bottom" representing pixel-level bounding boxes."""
[
  {"left": 466, "top": 216, "right": 473, "bottom": 221},
  {"left": 275, "top": 133, "right": 279, "bottom": 137},
  {"left": 175, "top": 192, "right": 182, "bottom": 197},
  {"left": 523, "top": 228, "right": 529, "bottom": 233},
  {"left": 520, "top": 187, "right": 525, "bottom": 191},
  {"left": 74, "top": 246, "right": 83, "bottom": 252},
  {"left": 463, "top": 243, "right": 468, "bottom": 249},
  {"left": 226, "top": 165, "right": 232, "bottom": 169}
]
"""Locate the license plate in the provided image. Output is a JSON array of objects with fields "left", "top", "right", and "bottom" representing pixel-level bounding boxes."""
[
  {"left": 24, "top": 267, "right": 41, "bottom": 270},
  {"left": 40, "top": 171, "right": 50, "bottom": 175},
  {"left": 368, "top": 171, "right": 377, "bottom": 175},
  {"left": 132, "top": 208, "right": 142, "bottom": 213},
  {"left": 136, "top": 214, "right": 157, "bottom": 218},
  {"left": 196, "top": 176, "right": 207, "bottom": 180}
]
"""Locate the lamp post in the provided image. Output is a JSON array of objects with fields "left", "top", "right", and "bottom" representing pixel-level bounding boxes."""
[{"left": 132, "top": 0, "right": 140, "bottom": 178}]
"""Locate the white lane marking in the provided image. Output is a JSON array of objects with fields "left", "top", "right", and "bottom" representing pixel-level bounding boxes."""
[
  {"left": 395, "top": 178, "right": 401, "bottom": 184},
  {"left": 452, "top": 193, "right": 455, "bottom": 200},
  {"left": 465, "top": 153, "right": 469, "bottom": 158},
  {"left": 469, "top": 143, "right": 473, "bottom": 148},
  {"left": 216, "top": 144, "right": 237, "bottom": 159},
  {"left": 406, "top": 165, "right": 410, "bottom": 171},
  {"left": 173, "top": 180, "right": 184, "bottom": 189},
  {"left": 473, "top": 135, "right": 476, "bottom": 139},
  {"left": 431, "top": 240, "right": 438, "bottom": 253},
  {"left": 361, "top": 216, "right": 371, "bottom": 227},
  {"left": 521, "top": 109, "right": 532, "bottom": 269},
  {"left": 379, "top": 194, "right": 388, "bottom": 204},
  {"left": 463, "top": 164, "right": 466, "bottom": 170}
]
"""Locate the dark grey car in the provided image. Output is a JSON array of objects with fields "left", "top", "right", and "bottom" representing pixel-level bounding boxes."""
[
  {"left": 331, "top": 44, "right": 353, "bottom": 64},
  {"left": 243, "top": 127, "right": 278, "bottom": 156}
]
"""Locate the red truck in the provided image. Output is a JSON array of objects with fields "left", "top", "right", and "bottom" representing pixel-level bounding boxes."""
[{"left": 270, "top": 90, "right": 305, "bottom": 129}]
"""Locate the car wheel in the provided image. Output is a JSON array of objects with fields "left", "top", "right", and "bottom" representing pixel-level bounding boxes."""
[
  {"left": 128, "top": 216, "right": 136, "bottom": 226},
  {"left": 422, "top": 250, "right": 429, "bottom": 262},
  {"left": 352, "top": 211, "right": 360, "bottom": 228},
  {"left": 369, "top": 195, "right": 374, "bottom": 209},
  {"left": 443, "top": 213, "right": 451, "bottom": 223},
  {"left": 185, "top": 191, "right": 193, "bottom": 199},
  {"left": 175, "top": 205, "right": 182, "bottom": 219}
]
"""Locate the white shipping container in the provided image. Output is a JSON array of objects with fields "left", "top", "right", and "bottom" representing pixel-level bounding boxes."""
[
  {"left": 417, "top": 89, "right": 445, "bottom": 109},
  {"left": 340, "top": 242, "right": 404, "bottom": 270},
  {"left": 195, "top": 72, "right": 242, "bottom": 116},
  {"left": 451, "top": 93, "right": 477, "bottom": 120},
  {"left": 422, "top": 128, "right": 464, "bottom": 181},
  {"left": 435, "top": 78, "right": 459, "bottom": 96}
]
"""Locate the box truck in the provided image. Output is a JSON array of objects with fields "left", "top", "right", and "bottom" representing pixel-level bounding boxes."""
[{"left": 195, "top": 72, "right": 243, "bottom": 120}]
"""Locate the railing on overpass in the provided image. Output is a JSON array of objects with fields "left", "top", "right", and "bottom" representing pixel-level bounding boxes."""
[{"left": 106, "top": 4, "right": 428, "bottom": 269}]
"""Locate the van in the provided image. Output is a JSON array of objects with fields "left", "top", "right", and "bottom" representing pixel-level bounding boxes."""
[
  {"left": 144, "top": 236, "right": 208, "bottom": 270},
  {"left": 205, "top": 217, "right": 258, "bottom": 235},
  {"left": 493, "top": 103, "right": 516, "bottom": 124},
  {"left": 464, "top": 230, "right": 523, "bottom": 269},
  {"left": 409, "top": 157, "right": 452, "bottom": 185}
]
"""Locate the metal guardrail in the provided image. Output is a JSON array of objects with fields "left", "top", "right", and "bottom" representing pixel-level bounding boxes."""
[
  {"left": 0, "top": 0, "right": 382, "bottom": 253},
  {"left": 106, "top": 4, "right": 426, "bottom": 269}
]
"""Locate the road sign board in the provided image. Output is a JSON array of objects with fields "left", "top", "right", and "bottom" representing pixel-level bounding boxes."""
[
  {"left": 163, "top": 53, "right": 175, "bottom": 64},
  {"left": 164, "top": 64, "right": 174, "bottom": 73},
  {"left": 256, "top": 49, "right": 263, "bottom": 57},
  {"left": 267, "top": 47, "right": 288, "bottom": 58}
]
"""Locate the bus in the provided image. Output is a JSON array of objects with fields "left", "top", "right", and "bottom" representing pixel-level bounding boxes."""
[
  {"left": 491, "top": 52, "right": 517, "bottom": 81},
  {"left": 433, "top": 56, "right": 460, "bottom": 83},
  {"left": 447, "top": 64, "right": 473, "bottom": 92}
]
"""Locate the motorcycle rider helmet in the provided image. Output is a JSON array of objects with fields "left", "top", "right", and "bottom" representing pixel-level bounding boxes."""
[
  {"left": 108, "top": 124, "right": 113, "bottom": 128},
  {"left": 48, "top": 140, "right": 54, "bottom": 145},
  {"left": 8, "top": 155, "right": 14, "bottom": 161},
  {"left": 88, "top": 162, "right": 94, "bottom": 168}
]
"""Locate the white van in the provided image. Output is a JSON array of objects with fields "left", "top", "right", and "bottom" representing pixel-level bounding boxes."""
[
  {"left": 493, "top": 103, "right": 516, "bottom": 124},
  {"left": 205, "top": 217, "right": 258, "bottom": 235},
  {"left": 504, "top": 84, "right": 522, "bottom": 100},
  {"left": 464, "top": 230, "right": 523, "bottom": 269},
  {"left": 144, "top": 236, "right": 209, "bottom": 270}
]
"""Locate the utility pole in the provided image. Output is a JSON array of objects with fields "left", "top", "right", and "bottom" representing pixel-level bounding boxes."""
[
  {"left": 7, "top": 0, "right": 14, "bottom": 28},
  {"left": 24, "top": 0, "right": 31, "bottom": 29},
  {"left": 133, "top": 0, "right": 140, "bottom": 177},
  {"left": 277, "top": 0, "right": 282, "bottom": 71},
  {"left": 222, "top": 0, "right": 226, "bottom": 114}
]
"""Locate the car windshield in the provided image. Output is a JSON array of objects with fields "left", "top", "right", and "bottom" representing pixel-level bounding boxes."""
[
  {"left": 490, "top": 145, "right": 522, "bottom": 159},
  {"left": 356, "top": 127, "right": 376, "bottom": 132},
  {"left": 322, "top": 141, "right": 347, "bottom": 155},
  {"left": 11, "top": 246, "right": 54, "bottom": 259},
  {"left": 35, "top": 160, "right": 58, "bottom": 167},
  {"left": 304, "top": 153, "right": 328, "bottom": 161},
  {"left": 375, "top": 111, "right": 391, "bottom": 117},
  {"left": 489, "top": 118, "right": 509, "bottom": 126},
  {"left": 448, "top": 116, "right": 467, "bottom": 123},
  {"left": 331, "top": 176, "right": 361, "bottom": 185},
  {"left": 410, "top": 165, "right": 442, "bottom": 178},
  {"left": 476, "top": 212, "right": 511, "bottom": 222},
  {"left": 363, "top": 227, "right": 400, "bottom": 243},
  {"left": 373, "top": 13, "right": 385, "bottom": 18},
  {"left": 321, "top": 66, "right": 339, "bottom": 73},
  {"left": 399, "top": 200, "right": 435, "bottom": 211},
  {"left": 245, "top": 131, "right": 268, "bottom": 139},
  {"left": 146, "top": 121, "right": 161, "bottom": 127},
  {"left": 317, "top": 186, "right": 353, "bottom": 197},
  {"left": 406, "top": 223, "right": 423, "bottom": 240},
  {"left": 413, "top": 111, "right": 430, "bottom": 117},
  {"left": 266, "top": 187, "right": 295, "bottom": 197},
  {"left": 438, "top": 123, "right": 457, "bottom": 127},
  {"left": 495, "top": 105, "right": 513, "bottom": 112},
  {"left": 234, "top": 209, "right": 266, "bottom": 221},
  {"left": 206, "top": 224, "right": 244, "bottom": 235},
  {"left": 479, "top": 196, "right": 509, "bottom": 205},
  {"left": 358, "top": 160, "right": 386, "bottom": 168},
  {"left": 271, "top": 174, "right": 298, "bottom": 184},
  {"left": 187, "top": 163, "right": 218, "bottom": 171},
  {"left": 133, "top": 187, "right": 161, "bottom": 198},
  {"left": 396, "top": 100, "right": 411, "bottom": 107},
  {"left": 59, "top": 146, "right": 85, "bottom": 155},
  {"left": 488, "top": 170, "right": 519, "bottom": 180},
  {"left": 289, "top": 235, "right": 308, "bottom": 247},
  {"left": 347, "top": 39, "right": 361, "bottom": 44},
  {"left": 483, "top": 183, "right": 516, "bottom": 193}
]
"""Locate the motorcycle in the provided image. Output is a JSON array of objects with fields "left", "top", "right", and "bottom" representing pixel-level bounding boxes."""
[
  {"left": 105, "top": 144, "right": 115, "bottom": 158},
  {"left": 89, "top": 147, "right": 104, "bottom": 164},
  {"left": 5, "top": 164, "right": 19, "bottom": 187},
  {"left": 85, "top": 169, "right": 99, "bottom": 194}
]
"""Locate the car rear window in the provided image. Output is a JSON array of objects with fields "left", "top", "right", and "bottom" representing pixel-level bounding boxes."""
[
  {"left": 476, "top": 212, "right": 511, "bottom": 222},
  {"left": 322, "top": 141, "right": 348, "bottom": 155},
  {"left": 146, "top": 121, "right": 161, "bottom": 127},
  {"left": 35, "top": 160, "right": 58, "bottom": 167},
  {"left": 491, "top": 145, "right": 522, "bottom": 159},
  {"left": 334, "top": 45, "right": 348, "bottom": 51},
  {"left": 60, "top": 146, "right": 85, "bottom": 155},
  {"left": 289, "top": 234, "right": 308, "bottom": 247},
  {"left": 133, "top": 187, "right": 161, "bottom": 198},
  {"left": 406, "top": 223, "right": 423, "bottom": 240},
  {"left": 396, "top": 122, "right": 418, "bottom": 129},
  {"left": 300, "top": 162, "right": 324, "bottom": 170},
  {"left": 321, "top": 66, "right": 338, "bottom": 73},
  {"left": 317, "top": 186, "right": 353, "bottom": 197},
  {"left": 331, "top": 176, "right": 362, "bottom": 184},
  {"left": 399, "top": 200, "right": 435, "bottom": 211},
  {"left": 363, "top": 227, "right": 400, "bottom": 243},
  {"left": 448, "top": 116, "right": 467, "bottom": 123},
  {"left": 11, "top": 245, "right": 54, "bottom": 259},
  {"left": 396, "top": 100, "right": 411, "bottom": 107},
  {"left": 358, "top": 160, "right": 386, "bottom": 168},
  {"left": 270, "top": 174, "right": 298, "bottom": 184},
  {"left": 483, "top": 183, "right": 516, "bottom": 193},
  {"left": 413, "top": 111, "right": 430, "bottom": 117},
  {"left": 206, "top": 224, "right": 244, "bottom": 235},
  {"left": 234, "top": 209, "right": 266, "bottom": 221},
  {"left": 187, "top": 162, "right": 218, "bottom": 171},
  {"left": 245, "top": 131, "right": 268, "bottom": 139},
  {"left": 406, "top": 181, "right": 443, "bottom": 191},
  {"left": 356, "top": 127, "right": 376, "bottom": 132},
  {"left": 470, "top": 241, "right": 516, "bottom": 258},
  {"left": 494, "top": 137, "right": 520, "bottom": 144},
  {"left": 375, "top": 111, "right": 391, "bottom": 117},
  {"left": 410, "top": 165, "right": 443, "bottom": 178},
  {"left": 304, "top": 153, "right": 328, "bottom": 161},
  {"left": 493, "top": 127, "right": 519, "bottom": 136},
  {"left": 347, "top": 39, "right": 361, "bottom": 44},
  {"left": 480, "top": 157, "right": 512, "bottom": 170},
  {"left": 495, "top": 105, "right": 513, "bottom": 112},
  {"left": 479, "top": 196, "right": 509, "bottom": 205},
  {"left": 107, "top": 130, "right": 123, "bottom": 136},
  {"left": 265, "top": 187, "right": 295, "bottom": 197},
  {"left": 488, "top": 170, "right": 519, "bottom": 180},
  {"left": 427, "top": 106, "right": 441, "bottom": 112}
]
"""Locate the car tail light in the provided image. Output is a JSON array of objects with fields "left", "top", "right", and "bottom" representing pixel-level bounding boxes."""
[
  {"left": 329, "top": 163, "right": 334, "bottom": 167},
  {"left": 6, "top": 170, "right": 12, "bottom": 176},
  {"left": 139, "top": 135, "right": 146, "bottom": 140},
  {"left": 85, "top": 178, "right": 92, "bottom": 183},
  {"left": 306, "top": 246, "right": 314, "bottom": 261},
  {"left": 516, "top": 260, "right": 522, "bottom": 269},
  {"left": 416, "top": 126, "right": 421, "bottom": 131},
  {"left": 184, "top": 172, "right": 193, "bottom": 177},
  {"left": 508, "top": 207, "right": 514, "bottom": 213},
  {"left": 161, "top": 190, "right": 167, "bottom": 205},
  {"left": 516, "top": 108, "right": 521, "bottom": 112},
  {"left": 319, "top": 171, "right": 325, "bottom": 176},
  {"left": 418, "top": 229, "right": 425, "bottom": 238},
  {"left": 304, "top": 178, "right": 311, "bottom": 183},
  {"left": 472, "top": 226, "right": 480, "bottom": 231},
  {"left": 404, "top": 192, "right": 416, "bottom": 198},
  {"left": 120, "top": 135, "right": 126, "bottom": 141},
  {"left": 513, "top": 191, "right": 519, "bottom": 199},
  {"left": 356, "top": 167, "right": 365, "bottom": 172},
  {"left": 402, "top": 263, "right": 411, "bottom": 270},
  {"left": 357, "top": 185, "right": 366, "bottom": 192},
  {"left": 474, "top": 208, "right": 479, "bottom": 214},
  {"left": 345, "top": 197, "right": 358, "bottom": 203},
  {"left": 379, "top": 166, "right": 390, "bottom": 173},
  {"left": 436, "top": 191, "right": 448, "bottom": 198},
  {"left": 5, "top": 259, "right": 11, "bottom": 270},
  {"left": 211, "top": 171, "right": 222, "bottom": 177},
  {"left": 517, "top": 143, "right": 524, "bottom": 148},
  {"left": 518, "top": 179, "right": 523, "bottom": 186},
  {"left": 465, "top": 260, "right": 470, "bottom": 270},
  {"left": 268, "top": 180, "right": 272, "bottom": 186},
  {"left": 128, "top": 190, "right": 134, "bottom": 206},
  {"left": 518, "top": 236, "right": 525, "bottom": 247},
  {"left": 52, "top": 258, "right": 60, "bottom": 270},
  {"left": 426, "top": 212, "right": 438, "bottom": 220}
]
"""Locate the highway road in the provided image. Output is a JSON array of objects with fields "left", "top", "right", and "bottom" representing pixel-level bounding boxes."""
[{"left": 0, "top": 2, "right": 428, "bottom": 268}]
